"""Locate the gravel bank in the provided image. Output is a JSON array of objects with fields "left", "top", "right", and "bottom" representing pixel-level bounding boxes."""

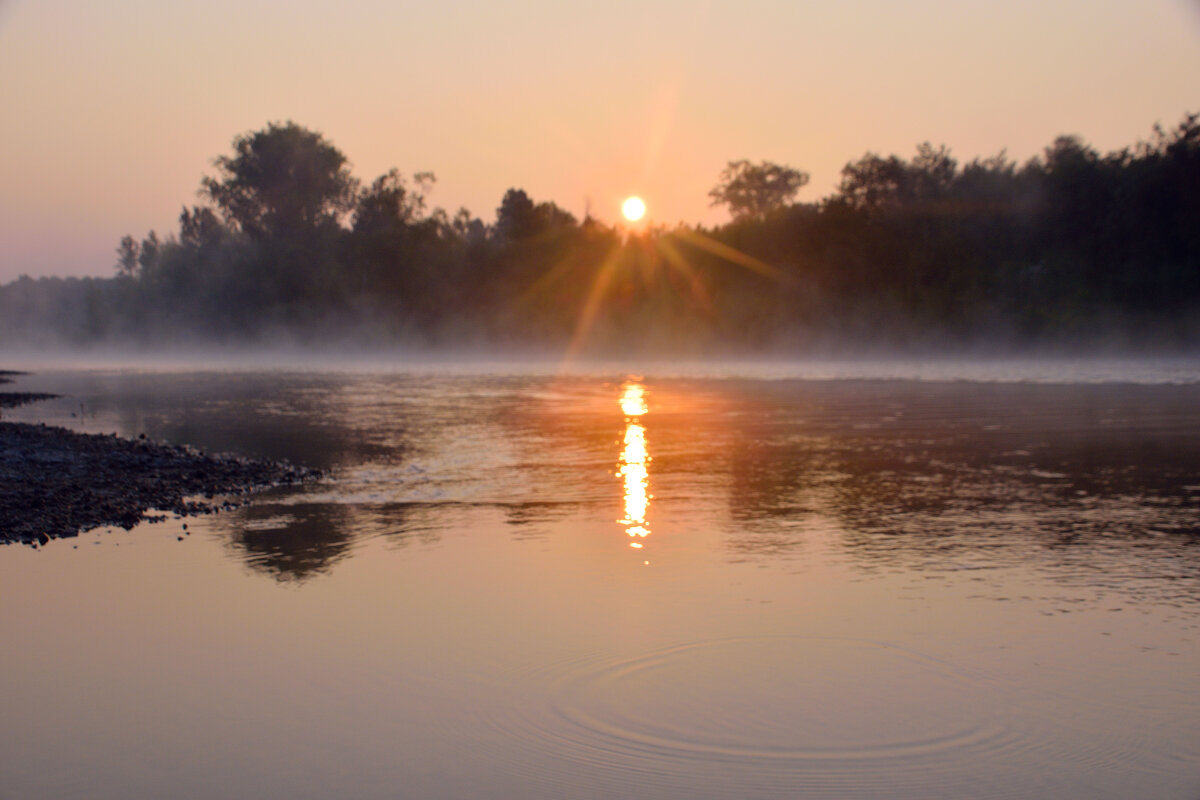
[{"left": 0, "top": 386, "right": 320, "bottom": 546}]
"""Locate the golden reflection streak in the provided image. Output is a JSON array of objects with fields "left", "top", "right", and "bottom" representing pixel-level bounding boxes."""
[
  {"left": 620, "top": 381, "right": 648, "bottom": 417},
  {"left": 617, "top": 381, "right": 652, "bottom": 552}
]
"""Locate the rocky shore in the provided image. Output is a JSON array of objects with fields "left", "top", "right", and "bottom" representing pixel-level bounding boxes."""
[{"left": 0, "top": 379, "right": 320, "bottom": 546}]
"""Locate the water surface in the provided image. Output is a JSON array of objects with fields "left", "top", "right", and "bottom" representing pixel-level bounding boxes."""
[{"left": 3, "top": 360, "right": 1199, "bottom": 799}]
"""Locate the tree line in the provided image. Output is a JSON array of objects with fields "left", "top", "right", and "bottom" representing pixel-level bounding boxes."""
[{"left": 2, "top": 113, "right": 1198, "bottom": 352}]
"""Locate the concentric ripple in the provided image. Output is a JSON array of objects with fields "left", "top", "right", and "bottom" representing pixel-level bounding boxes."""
[
  {"left": 479, "top": 637, "right": 1037, "bottom": 798},
  {"left": 547, "top": 636, "right": 998, "bottom": 760}
]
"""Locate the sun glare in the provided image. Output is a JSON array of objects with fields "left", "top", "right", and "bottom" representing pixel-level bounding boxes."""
[
  {"left": 621, "top": 196, "right": 646, "bottom": 222},
  {"left": 617, "top": 381, "right": 652, "bottom": 552}
]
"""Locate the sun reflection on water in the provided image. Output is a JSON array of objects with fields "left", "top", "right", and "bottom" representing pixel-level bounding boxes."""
[
  {"left": 619, "top": 379, "right": 648, "bottom": 417},
  {"left": 617, "top": 380, "right": 652, "bottom": 554}
]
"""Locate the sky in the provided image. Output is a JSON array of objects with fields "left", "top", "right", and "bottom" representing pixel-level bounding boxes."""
[{"left": 1, "top": 0, "right": 1198, "bottom": 283}]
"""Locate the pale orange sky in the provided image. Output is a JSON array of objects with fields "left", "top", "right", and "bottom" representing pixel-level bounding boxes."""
[{"left": 1, "top": 0, "right": 1198, "bottom": 281}]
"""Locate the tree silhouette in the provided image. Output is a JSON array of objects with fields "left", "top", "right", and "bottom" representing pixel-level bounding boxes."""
[
  {"left": 709, "top": 160, "right": 809, "bottom": 220},
  {"left": 495, "top": 188, "right": 538, "bottom": 241},
  {"left": 179, "top": 205, "right": 228, "bottom": 249},
  {"left": 909, "top": 143, "right": 957, "bottom": 201},
  {"left": 137, "top": 231, "right": 161, "bottom": 275},
  {"left": 836, "top": 153, "right": 908, "bottom": 211},
  {"left": 202, "top": 121, "right": 358, "bottom": 240},
  {"left": 114, "top": 235, "right": 139, "bottom": 277},
  {"left": 10, "top": 111, "right": 1200, "bottom": 351},
  {"left": 495, "top": 188, "right": 576, "bottom": 241},
  {"left": 353, "top": 169, "right": 435, "bottom": 234}
]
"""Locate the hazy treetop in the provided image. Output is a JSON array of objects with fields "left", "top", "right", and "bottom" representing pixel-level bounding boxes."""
[{"left": 1, "top": 0, "right": 1199, "bottom": 281}]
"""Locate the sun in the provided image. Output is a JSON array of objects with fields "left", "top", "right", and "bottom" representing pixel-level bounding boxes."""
[{"left": 621, "top": 196, "right": 646, "bottom": 222}]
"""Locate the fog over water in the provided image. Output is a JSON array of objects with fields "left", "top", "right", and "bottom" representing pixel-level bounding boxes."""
[
  {"left": 2, "top": 357, "right": 1198, "bottom": 799},
  {"left": 5, "top": 7, "right": 1197, "bottom": 792}
]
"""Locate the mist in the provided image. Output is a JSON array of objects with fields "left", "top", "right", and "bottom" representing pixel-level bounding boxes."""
[{"left": 3, "top": 114, "right": 1199, "bottom": 363}]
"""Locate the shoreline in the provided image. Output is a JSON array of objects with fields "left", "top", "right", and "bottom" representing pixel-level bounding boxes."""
[{"left": 0, "top": 382, "right": 320, "bottom": 546}]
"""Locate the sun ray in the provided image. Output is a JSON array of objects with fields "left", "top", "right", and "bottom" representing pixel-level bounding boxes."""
[
  {"left": 563, "top": 241, "right": 625, "bottom": 362},
  {"left": 512, "top": 250, "right": 582, "bottom": 310},
  {"left": 549, "top": 216, "right": 789, "bottom": 360},
  {"left": 671, "top": 227, "right": 787, "bottom": 282},
  {"left": 656, "top": 233, "right": 716, "bottom": 314}
]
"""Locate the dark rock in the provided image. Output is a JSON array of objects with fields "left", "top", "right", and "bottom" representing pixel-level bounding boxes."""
[{"left": 0, "top": 421, "right": 322, "bottom": 546}]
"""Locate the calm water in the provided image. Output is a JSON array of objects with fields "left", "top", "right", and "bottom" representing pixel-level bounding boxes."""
[{"left": 3, "top": 359, "right": 1200, "bottom": 799}]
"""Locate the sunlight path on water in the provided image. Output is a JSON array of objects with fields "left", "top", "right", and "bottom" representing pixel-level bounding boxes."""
[
  {"left": 617, "top": 379, "right": 652, "bottom": 553},
  {"left": 1, "top": 366, "right": 1199, "bottom": 799}
]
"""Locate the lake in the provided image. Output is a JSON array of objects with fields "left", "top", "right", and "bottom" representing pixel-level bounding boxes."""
[{"left": 3, "top": 358, "right": 1199, "bottom": 799}]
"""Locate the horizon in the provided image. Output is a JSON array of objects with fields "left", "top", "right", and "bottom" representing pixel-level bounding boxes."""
[{"left": 1, "top": 0, "right": 1198, "bottom": 283}]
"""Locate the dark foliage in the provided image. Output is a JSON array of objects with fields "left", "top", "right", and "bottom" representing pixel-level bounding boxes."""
[
  {"left": 709, "top": 160, "right": 810, "bottom": 221},
  {"left": 3, "top": 114, "right": 1198, "bottom": 352}
]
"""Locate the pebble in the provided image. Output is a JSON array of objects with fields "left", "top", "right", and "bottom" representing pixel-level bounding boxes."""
[{"left": 0, "top": 420, "right": 321, "bottom": 546}]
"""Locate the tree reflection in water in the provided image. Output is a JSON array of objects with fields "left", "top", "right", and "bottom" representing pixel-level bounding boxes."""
[
  {"left": 229, "top": 502, "right": 358, "bottom": 582},
  {"left": 195, "top": 373, "right": 1200, "bottom": 602},
  {"left": 716, "top": 380, "right": 1200, "bottom": 599},
  {"left": 228, "top": 499, "right": 445, "bottom": 582}
]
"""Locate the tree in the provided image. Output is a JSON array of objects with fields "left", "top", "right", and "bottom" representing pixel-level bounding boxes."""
[
  {"left": 352, "top": 169, "right": 436, "bottom": 234},
  {"left": 115, "top": 235, "right": 139, "bottom": 276},
  {"left": 494, "top": 188, "right": 577, "bottom": 241},
  {"left": 909, "top": 143, "right": 957, "bottom": 201},
  {"left": 201, "top": 121, "right": 358, "bottom": 240},
  {"left": 137, "top": 231, "right": 161, "bottom": 275},
  {"left": 495, "top": 188, "right": 538, "bottom": 240},
  {"left": 836, "top": 153, "right": 908, "bottom": 211},
  {"left": 179, "top": 205, "right": 228, "bottom": 249},
  {"left": 835, "top": 144, "right": 958, "bottom": 211},
  {"left": 709, "top": 160, "right": 809, "bottom": 221},
  {"left": 348, "top": 170, "right": 441, "bottom": 298}
]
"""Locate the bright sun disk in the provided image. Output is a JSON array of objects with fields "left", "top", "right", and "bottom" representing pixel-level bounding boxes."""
[{"left": 622, "top": 196, "right": 646, "bottom": 222}]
